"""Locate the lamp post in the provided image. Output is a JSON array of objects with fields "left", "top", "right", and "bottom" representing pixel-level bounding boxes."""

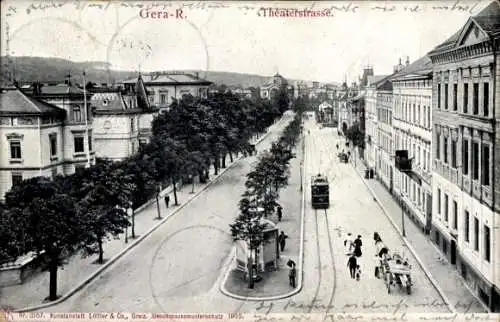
[
  {"left": 155, "top": 185, "right": 162, "bottom": 220},
  {"left": 130, "top": 203, "right": 136, "bottom": 239},
  {"left": 401, "top": 193, "right": 406, "bottom": 237}
]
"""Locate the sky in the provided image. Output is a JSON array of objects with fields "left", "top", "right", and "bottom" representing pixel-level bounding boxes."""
[{"left": 0, "top": 0, "right": 492, "bottom": 84}]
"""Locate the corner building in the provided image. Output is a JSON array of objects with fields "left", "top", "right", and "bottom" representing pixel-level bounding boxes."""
[{"left": 428, "top": 1, "right": 500, "bottom": 311}]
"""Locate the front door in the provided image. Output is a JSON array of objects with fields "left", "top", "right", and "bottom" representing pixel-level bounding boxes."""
[{"left": 450, "top": 239, "right": 457, "bottom": 265}]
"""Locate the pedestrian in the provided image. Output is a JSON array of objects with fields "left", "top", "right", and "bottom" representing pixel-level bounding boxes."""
[
  {"left": 347, "top": 254, "right": 357, "bottom": 279},
  {"left": 164, "top": 195, "right": 170, "bottom": 208},
  {"left": 277, "top": 205, "right": 283, "bottom": 222},
  {"left": 344, "top": 232, "right": 354, "bottom": 254},
  {"left": 289, "top": 263, "right": 296, "bottom": 287},
  {"left": 278, "top": 231, "right": 289, "bottom": 252},
  {"left": 336, "top": 143, "right": 339, "bottom": 150},
  {"left": 353, "top": 235, "right": 363, "bottom": 258},
  {"left": 355, "top": 265, "right": 362, "bottom": 281}
]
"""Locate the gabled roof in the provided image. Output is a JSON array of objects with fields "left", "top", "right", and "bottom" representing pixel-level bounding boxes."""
[
  {"left": 429, "top": 0, "right": 500, "bottom": 55},
  {"left": 91, "top": 91, "right": 127, "bottom": 111},
  {"left": 391, "top": 55, "right": 432, "bottom": 81},
  {"left": 121, "top": 72, "right": 212, "bottom": 85},
  {"left": 0, "top": 88, "right": 66, "bottom": 116}
]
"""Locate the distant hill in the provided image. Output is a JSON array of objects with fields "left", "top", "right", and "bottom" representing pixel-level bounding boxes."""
[{"left": 0, "top": 56, "right": 336, "bottom": 87}]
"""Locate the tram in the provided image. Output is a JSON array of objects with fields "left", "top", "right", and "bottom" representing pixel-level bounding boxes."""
[{"left": 311, "top": 174, "right": 330, "bottom": 209}]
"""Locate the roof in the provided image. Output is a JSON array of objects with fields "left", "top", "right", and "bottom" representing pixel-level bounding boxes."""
[
  {"left": 40, "top": 83, "right": 86, "bottom": 95},
  {"left": 367, "top": 75, "right": 390, "bottom": 86},
  {"left": 0, "top": 88, "right": 66, "bottom": 116},
  {"left": 391, "top": 55, "right": 432, "bottom": 80},
  {"left": 121, "top": 72, "right": 212, "bottom": 85},
  {"left": 430, "top": 0, "right": 500, "bottom": 54},
  {"left": 91, "top": 91, "right": 127, "bottom": 111}
]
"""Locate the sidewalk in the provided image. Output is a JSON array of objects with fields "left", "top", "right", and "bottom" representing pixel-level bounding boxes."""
[
  {"left": 0, "top": 116, "right": 289, "bottom": 311},
  {"left": 352, "top": 160, "right": 487, "bottom": 313},
  {"left": 222, "top": 133, "right": 303, "bottom": 299}
]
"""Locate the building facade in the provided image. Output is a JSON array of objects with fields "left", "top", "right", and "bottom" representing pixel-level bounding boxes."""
[
  {"left": 391, "top": 56, "right": 434, "bottom": 234},
  {"left": 0, "top": 86, "right": 85, "bottom": 200},
  {"left": 120, "top": 72, "right": 211, "bottom": 111},
  {"left": 260, "top": 73, "right": 287, "bottom": 99},
  {"left": 27, "top": 83, "right": 96, "bottom": 175},
  {"left": 428, "top": 1, "right": 500, "bottom": 311},
  {"left": 375, "top": 83, "right": 394, "bottom": 192},
  {"left": 365, "top": 75, "right": 390, "bottom": 169}
]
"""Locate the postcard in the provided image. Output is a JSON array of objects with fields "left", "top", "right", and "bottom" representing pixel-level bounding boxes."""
[{"left": 0, "top": 1, "right": 499, "bottom": 321}]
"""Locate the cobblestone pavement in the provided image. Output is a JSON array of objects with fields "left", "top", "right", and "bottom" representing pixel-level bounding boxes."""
[{"left": 351, "top": 155, "right": 486, "bottom": 313}]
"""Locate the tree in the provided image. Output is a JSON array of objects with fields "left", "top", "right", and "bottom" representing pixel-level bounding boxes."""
[
  {"left": 346, "top": 122, "right": 365, "bottom": 149},
  {"left": 4, "top": 177, "right": 84, "bottom": 301},
  {"left": 229, "top": 198, "right": 268, "bottom": 289},
  {"left": 78, "top": 161, "right": 133, "bottom": 264}
]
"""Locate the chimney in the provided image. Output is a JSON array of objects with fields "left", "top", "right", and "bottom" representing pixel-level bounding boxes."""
[
  {"left": 406, "top": 56, "right": 410, "bottom": 66},
  {"left": 195, "top": 72, "right": 200, "bottom": 79},
  {"left": 399, "top": 58, "right": 402, "bottom": 65}
]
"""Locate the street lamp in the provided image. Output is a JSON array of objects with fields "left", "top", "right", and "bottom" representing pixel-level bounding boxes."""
[
  {"left": 155, "top": 185, "right": 162, "bottom": 220},
  {"left": 401, "top": 193, "right": 406, "bottom": 237},
  {"left": 130, "top": 204, "right": 136, "bottom": 239}
]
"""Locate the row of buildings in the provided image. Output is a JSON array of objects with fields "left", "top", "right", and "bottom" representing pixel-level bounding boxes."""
[
  {"left": 0, "top": 72, "right": 213, "bottom": 200},
  {"left": 341, "top": 1, "right": 499, "bottom": 311},
  {"left": 0, "top": 70, "right": 298, "bottom": 201}
]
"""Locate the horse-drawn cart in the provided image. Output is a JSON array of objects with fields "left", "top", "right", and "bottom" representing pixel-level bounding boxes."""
[{"left": 376, "top": 252, "right": 413, "bottom": 294}]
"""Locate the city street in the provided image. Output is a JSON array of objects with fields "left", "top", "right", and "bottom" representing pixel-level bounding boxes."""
[
  {"left": 37, "top": 117, "right": 472, "bottom": 316},
  {"left": 37, "top": 113, "right": 294, "bottom": 313}
]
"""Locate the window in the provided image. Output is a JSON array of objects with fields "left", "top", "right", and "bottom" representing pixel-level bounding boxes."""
[
  {"left": 130, "top": 118, "right": 135, "bottom": 132},
  {"left": 483, "top": 83, "right": 489, "bottom": 117},
  {"left": 436, "top": 133, "right": 441, "bottom": 160},
  {"left": 464, "top": 211, "right": 470, "bottom": 242},
  {"left": 463, "top": 139, "right": 469, "bottom": 175},
  {"left": 437, "top": 84, "right": 441, "bottom": 108},
  {"left": 484, "top": 225, "right": 490, "bottom": 262},
  {"left": 427, "top": 106, "right": 431, "bottom": 128},
  {"left": 11, "top": 173, "right": 23, "bottom": 186},
  {"left": 444, "top": 84, "right": 449, "bottom": 109},
  {"left": 88, "top": 135, "right": 92, "bottom": 152},
  {"left": 160, "top": 94, "right": 166, "bottom": 105},
  {"left": 451, "top": 139, "right": 457, "bottom": 168},
  {"left": 50, "top": 135, "right": 57, "bottom": 156},
  {"left": 443, "top": 136, "right": 448, "bottom": 164},
  {"left": 463, "top": 83, "right": 468, "bottom": 113},
  {"left": 453, "top": 201, "right": 458, "bottom": 230},
  {"left": 74, "top": 136, "right": 84, "bottom": 153},
  {"left": 418, "top": 105, "right": 421, "bottom": 125},
  {"left": 473, "top": 83, "right": 479, "bottom": 115},
  {"left": 444, "top": 194, "right": 449, "bottom": 222},
  {"left": 482, "top": 144, "right": 490, "bottom": 186},
  {"left": 453, "top": 84, "right": 457, "bottom": 111},
  {"left": 10, "top": 141, "right": 21, "bottom": 159},
  {"left": 73, "top": 106, "right": 82, "bottom": 122},
  {"left": 474, "top": 217, "right": 479, "bottom": 251},
  {"left": 472, "top": 142, "right": 479, "bottom": 180},
  {"left": 437, "top": 188, "right": 441, "bottom": 214},
  {"left": 413, "top": 104, "right": 416, "bottom": 123}
]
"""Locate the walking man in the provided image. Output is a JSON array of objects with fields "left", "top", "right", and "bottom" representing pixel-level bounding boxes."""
[
  {"left": 278, "top": 231, "right": 289, "bottom": 252},
  {"left": 353, "top": 235, "right": 363, "bottom": 258},
  {"left": 164, "top": 195, "right": 170, "bottom": 208},
  {"left": 347, "top": 254, "right": 357, "bottom": 279},
  {"left": 277, "top": 205, "right": 283, "bottom": 222},
  {"left": 289, "top": 263, "right": 296, "bottom": 287}
]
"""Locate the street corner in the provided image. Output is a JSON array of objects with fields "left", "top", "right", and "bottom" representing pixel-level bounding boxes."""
[{"left": 220, "top": 256, "right": 301, "bottom": 301}]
